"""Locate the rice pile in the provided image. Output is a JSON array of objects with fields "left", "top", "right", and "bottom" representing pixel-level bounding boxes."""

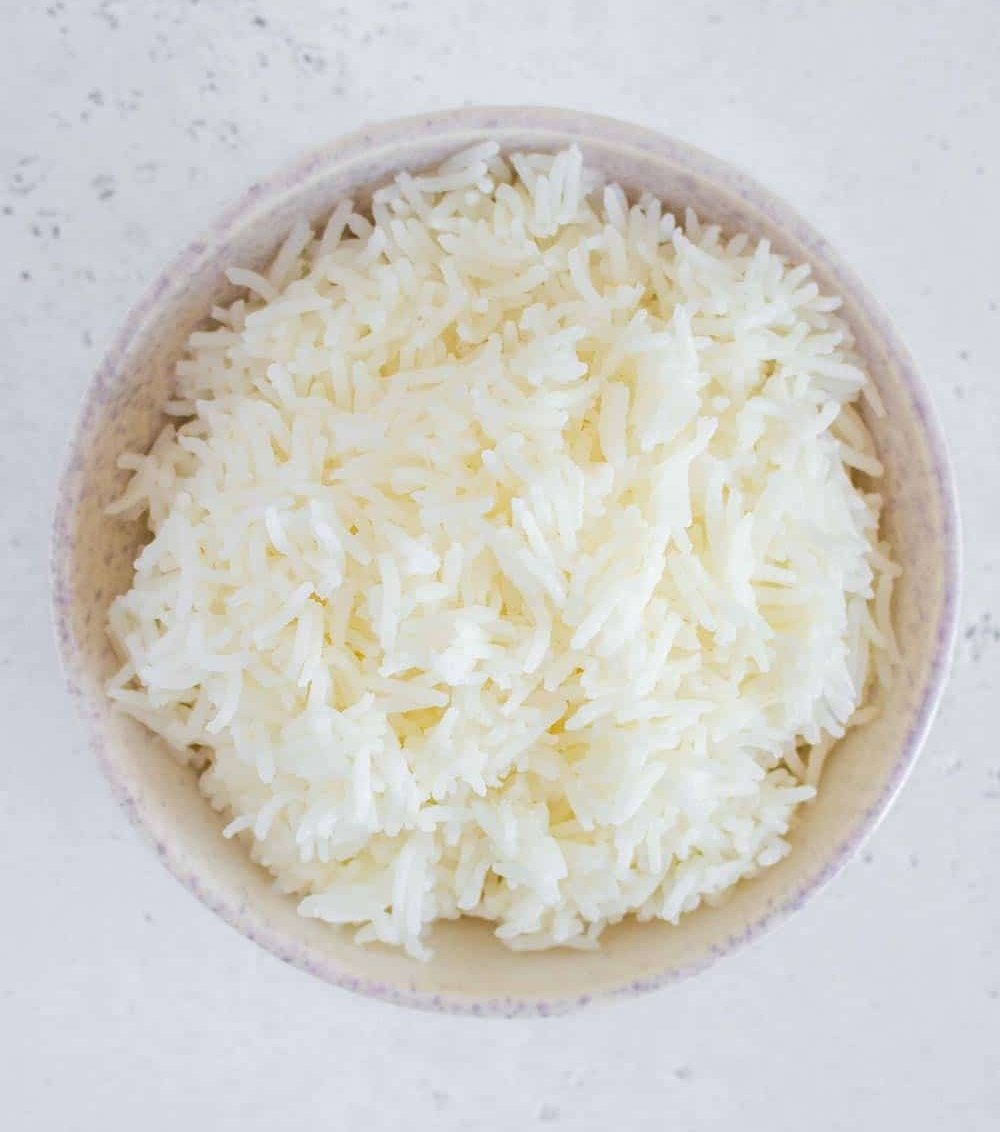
[{"left": 107, "top": 144, "right": 898, "bottom": 957}]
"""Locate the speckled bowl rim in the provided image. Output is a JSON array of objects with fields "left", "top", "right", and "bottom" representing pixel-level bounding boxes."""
[{"left": 51, "top": 106, "right": 961, "bottom": 1016}]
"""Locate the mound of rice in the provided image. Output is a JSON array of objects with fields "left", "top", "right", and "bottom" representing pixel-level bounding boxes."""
[{"left": 107, "top": 144, "right": 898, "bottom": 957}]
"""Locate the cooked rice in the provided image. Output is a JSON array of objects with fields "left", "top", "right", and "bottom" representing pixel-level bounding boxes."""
[{"left": 107, "top": 144, "right": 898, "bottom": 957}]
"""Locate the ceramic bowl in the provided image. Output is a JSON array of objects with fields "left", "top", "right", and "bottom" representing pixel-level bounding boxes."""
[{"left": 52, "top": 107, "right": 959, "bottom": 1015}]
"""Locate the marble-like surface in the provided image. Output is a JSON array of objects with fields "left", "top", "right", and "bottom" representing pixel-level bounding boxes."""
[{"left": 2, "top": 1, "right": 997, "bottom": 1128}]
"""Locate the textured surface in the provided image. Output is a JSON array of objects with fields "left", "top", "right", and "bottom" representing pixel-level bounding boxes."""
[{"left": 4, "top": 0, "right": 999, "bottom": 1128}]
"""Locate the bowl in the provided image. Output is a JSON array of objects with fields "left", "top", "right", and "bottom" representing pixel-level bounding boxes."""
[{"left": 51, "top": 106, "right": 959, "bottom": 1015}]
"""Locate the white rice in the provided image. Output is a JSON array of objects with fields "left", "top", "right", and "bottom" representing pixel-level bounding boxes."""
[{"left": 107, "top": 144, "right": 899, "bottom": 957}]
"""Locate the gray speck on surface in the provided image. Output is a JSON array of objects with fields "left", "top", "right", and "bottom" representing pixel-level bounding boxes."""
[
  {"left": 97, "top": 0, "right": 121, "bottom": 30},
  {"left": 959, "top": 349, "right": 970, "bottom": 361},
  {"left": 112, "top": 89, "right": 143, "bottom": 115},
  {"left": 674, "top": 1066, "right": 694, "bottom": 1082},
  {"left": 296, "top": 47, "right": 329, "bottom": 74},
  {"left": 215, "top": 120, "right": 242, "bottom": 151},
  {"left": 87, "top": 88, "right": 104, "bottom": 106},
  {"left": 909, "top": 853, "right": 920, "bottom": 870},
  {"left": 431, "top": 1090, "right": 448, "bottom": 1111},
  {"left": 538, "top": 1103, "right": 560, "bottom": 1122},
  {"left": 252, "top": 14, "right": 267, "bottom": 27},
  {"left": 861, "top": 850, "right": 874, "bottom": 865},
  {"left": 964, "top": 613, "right": 998, "bottom": 662},
  {"left": 8, "top": 157, "right": 47, "bottom": 198},
  {"left": 92, "top": 173, "right": 117, "bottom": 201}
]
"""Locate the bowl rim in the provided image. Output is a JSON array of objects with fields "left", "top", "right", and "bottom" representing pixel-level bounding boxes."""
[{"left": 51, "top": 105, "right": 961, "bottom": 1016}]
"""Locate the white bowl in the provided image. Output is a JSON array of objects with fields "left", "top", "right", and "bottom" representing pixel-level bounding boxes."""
[{"left": 52, "top": 107, "right": 960, "bottom": 1015}]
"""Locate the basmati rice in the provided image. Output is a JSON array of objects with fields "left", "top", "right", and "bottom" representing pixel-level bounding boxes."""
[{"left": 107, "top": 144, "right": 898, "bottom": 957}]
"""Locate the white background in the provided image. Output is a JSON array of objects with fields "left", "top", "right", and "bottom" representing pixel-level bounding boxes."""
[{"left": 3, "top": 1, "right": 998, "bottom": 1128}]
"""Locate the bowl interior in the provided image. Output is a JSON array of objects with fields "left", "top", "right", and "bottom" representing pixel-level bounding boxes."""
[{"left": 53, "top": 108, "right": 957, "bottom": 1013}]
